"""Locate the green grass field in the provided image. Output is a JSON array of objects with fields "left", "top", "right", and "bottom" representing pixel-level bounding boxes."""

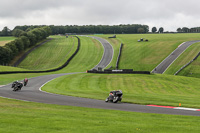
[
  {"left": 0, "top": 97, "right": 199, "bottom": 133},
  {"left": 16, "top": 35, "right": 103, "bottom": 72},
  {"left": 178, "top": 56, "right": 200, "bottom": 78},
  {"left": 97, "top": 33, "right": 200, "bottom": 71},
  {"left": 1, "top": 34, "right": 200, "bottom": 132},
  {"left": 18, "top": 36, "right": 76, "bottom": 70},
  {"left": 42, "top": 73, "right": 200, "bottom": 108},
  {"left": 165, "top": 42, "right": 200, "bottom": 77},
  {"left": 0, "top": 36, "right": 16, "bottom": 46}
]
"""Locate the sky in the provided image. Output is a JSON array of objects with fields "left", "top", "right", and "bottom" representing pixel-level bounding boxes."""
[{"left": 0, "top": 0, "right": 200, "bottom": 32}]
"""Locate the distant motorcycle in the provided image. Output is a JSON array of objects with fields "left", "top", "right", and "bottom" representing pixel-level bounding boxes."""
[
  {"left": 24, "top": 78, "right": 28, "bottom": 86},
  {"left": 105, "top": 90, "right": 123, "bottom": 103}
]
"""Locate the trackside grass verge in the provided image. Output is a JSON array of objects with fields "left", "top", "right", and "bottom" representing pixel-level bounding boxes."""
[
  {"left": 165, "top": 42, "right": 200, "bottom": 78},
  {"left": 178, "top": 56, "right": 200, "bottom": 78},
  {"left": 0, "top": 97, "right": 199, "bottom": 133},
  {"left": 42, "top": 73, "right": 200, "bottom": 108}
]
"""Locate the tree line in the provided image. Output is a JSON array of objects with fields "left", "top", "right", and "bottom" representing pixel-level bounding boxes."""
[
  {"left": 12, "top": 24, "right": 149, "bottom": 35},
  {"left": 0, "top": 26, "right": 51, "bottom": 65},
  {"left": 177, "top": 27, "right": 200, "bottom": 33}
]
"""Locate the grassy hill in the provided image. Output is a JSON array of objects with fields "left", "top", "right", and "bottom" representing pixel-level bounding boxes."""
[
  {"left": 42, "top": 73, "right": 200, "bottom": 108},
  {"left": 165, "top": 42, "right": 200, "bottom": 77},
  {"left": 18, "top": 35, "right": 77, "bottom": 70},
  {"left": 1, "top": 34, "right": 200, "bottom": 132},
  {"left": 97, "top": 33, "right": 200, "bottom": 72}
]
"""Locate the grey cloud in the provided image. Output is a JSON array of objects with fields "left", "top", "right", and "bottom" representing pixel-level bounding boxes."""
[{"left": 1, "top": 0, "right": 200, "bottom": 31}]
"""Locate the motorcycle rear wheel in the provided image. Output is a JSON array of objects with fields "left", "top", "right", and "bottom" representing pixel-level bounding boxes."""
[{"left": 113, "top": 96, "right": 119, "bottom": 103}]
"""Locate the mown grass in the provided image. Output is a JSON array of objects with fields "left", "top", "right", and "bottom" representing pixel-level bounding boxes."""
[
  {"left": 0, "top": 36, "right": 16, "bottom": 46},
  {"left": 0, "top": 97, "right": 199, "bottom": 133},
  {"left": 165, "top": 42, "right": 200, "bottom": 77},
  {"left": 16, "top": 35, "right": 103, "bottom": 72},
  {"left": 42, "top": 73, "right": 200, "bottom": 108},
  {"left": 51, "top": 36, "right": 104, "bottom": 73},
  {"left": 178, "top": 56, "right": 200, "bottom": 78},
  {"left": 96, "top": 33, "right": 200, "bottom": 71},
  {"left": 0, "top": 65, "right": 28, "bottom": 72},
  {"left": 18, "top": 35, "right": 76, "bottom": 70},
  {"left": 0, "top": 36, "right": 103, "bottom": 85}
]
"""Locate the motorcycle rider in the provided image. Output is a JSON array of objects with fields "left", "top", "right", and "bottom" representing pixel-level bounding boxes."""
[
  {"left": 24, "top": 78, "right": 28, "bottom": 86},
  {"left": 11, "top": 80, "right": 19, "bottom": 88},
  {"left": 17, "top": 82, "right": 23, "bottom": 90},
  {"left": 13, "top": 82, "right": 23, "bottom": 91}
]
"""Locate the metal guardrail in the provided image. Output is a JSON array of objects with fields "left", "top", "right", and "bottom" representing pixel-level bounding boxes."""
[
  {"left": 116, "top": 43, "right": 123, "bottom": 69},
  {"left": 174, "top": 52, "right": 200, "bottom": 75}
]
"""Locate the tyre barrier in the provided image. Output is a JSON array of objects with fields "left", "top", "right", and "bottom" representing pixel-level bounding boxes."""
[
  {"left": 0, "top": 36, "right": 80, "bottom": 74},
  {"left": 87, "top": 69, "right": 150, "bottom": 74},
  {"left": 174, "top": 52, "right": 200, "bottom": 75},
  {"left": 116, "top": 43, "right": 123, "bottom": 69}
]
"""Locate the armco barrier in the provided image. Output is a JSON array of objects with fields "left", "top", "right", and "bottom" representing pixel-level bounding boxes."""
[
  {"left": 87, "top": 69, "right": 150, "bottom": 74},
  {"left": 116, "top": 43, "right": 123, "bottom": 69},
  {"left": 0, "top": 36, "right": 80, "bottom": 74},
  {"left": 174, "top": 52, "right": 200, "bottom": 75}
]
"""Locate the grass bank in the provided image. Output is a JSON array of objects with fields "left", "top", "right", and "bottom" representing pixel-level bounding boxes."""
[
  {"left": 165, "top": 42, "right": 200, "bottom": 78},
  {"left": 0, "top": 97, "right": 199, "bottom": 133},
  {"left": 96, "top": 33, "right": 200, "bottom": 71},
  {"left": 42, "top": 73, "right": 200, "bottom": 108}
]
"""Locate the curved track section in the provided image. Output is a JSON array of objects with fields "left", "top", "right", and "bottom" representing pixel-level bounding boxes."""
[
  {"left": 152, "top": 40, "right": 200, "bottom": 74},
  {"left": 0, "top": 37, "right": 199, "bottom": 116},
  {"left": 89, "top": 36, "right": 113, "bottom": 70},
  {"left": 0, "top": 75, "right": 199, "bottom": 116}
]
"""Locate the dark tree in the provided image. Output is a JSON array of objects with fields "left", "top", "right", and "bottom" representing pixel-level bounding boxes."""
[
  {"left": 177, "top": 28, "right": 182, "bottom": 33},
  {"left": 159, "top": 27, "right": 164, "bottom": 33},
  {"left": 152, "top": 27, "right": 157, "bottom": 33},
  {"left": 1, "top": 26, "right": 11, "bottom": 36}
]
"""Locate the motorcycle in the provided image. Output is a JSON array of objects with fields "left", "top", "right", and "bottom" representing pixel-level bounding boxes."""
[
  {"left": 24, "top": 78, "right": 28, "bottom": 86},
  {"left": 13, "top": 82, "right": 23, "bottom": 91},
  {"left": 105, "top": 90, "right": 123, "bottom": 103},
  {"left": 11, "top": 81, "right": 18, "bottom": 88}
]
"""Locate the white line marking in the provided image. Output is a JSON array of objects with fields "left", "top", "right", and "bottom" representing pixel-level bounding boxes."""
[{"left": 174, "top": 107, "right": 199, "bottom": 111}]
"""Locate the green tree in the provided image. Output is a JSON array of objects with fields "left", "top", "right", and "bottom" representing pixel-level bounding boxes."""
[
  {"left": 1, "top": 26, "right": 11, "bottom": 36},
  {"left": 182, "top": 27, "right": 189, "bottom": 33},
  {"left": 20, "top": 36, "right": 30, "bottom": 49},
  {"left": 159, "top": 27, "right": 164, "bottom": 33},
  {"left": 177, "top": 28, "right": 182, "bottom": 33},
  {"left": 152, "top": 27, "right": 157, "bottom": 33},
  {"left": 137, "top": 28, "right": 145, "bottom": 33},
  {"left": 5, "top": 41, "right": 19, "bottom": 56}
]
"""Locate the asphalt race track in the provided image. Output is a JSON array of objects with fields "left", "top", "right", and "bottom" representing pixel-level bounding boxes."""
[
  {"left": 152, "top": 40, "right": 200, "bottom": 74},
  {"left": 89, "top": 36, "right": 113, "bottom": 70},
  {"left": 0, "top": 37, "right": 199, "bottom": 116}
]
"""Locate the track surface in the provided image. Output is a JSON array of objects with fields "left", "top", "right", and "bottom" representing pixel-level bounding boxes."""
[
  {"left": 152, "top": 40, "right": 200, "bottom": 74},
  {"left": 0, "top": 37, "right": 199, "bottom": 116},
  {"left": 89, "top": 36, "right": 113, "bottom": 70}
]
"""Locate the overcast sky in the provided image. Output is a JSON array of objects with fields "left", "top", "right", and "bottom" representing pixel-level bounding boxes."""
[{"left": 0, "top": 0, "right": 200, "bottom": 31}]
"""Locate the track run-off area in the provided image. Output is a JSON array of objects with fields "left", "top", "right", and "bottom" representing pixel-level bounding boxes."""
[{"left": 0, "top": 36, "right": 200, "bottom": 116}]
